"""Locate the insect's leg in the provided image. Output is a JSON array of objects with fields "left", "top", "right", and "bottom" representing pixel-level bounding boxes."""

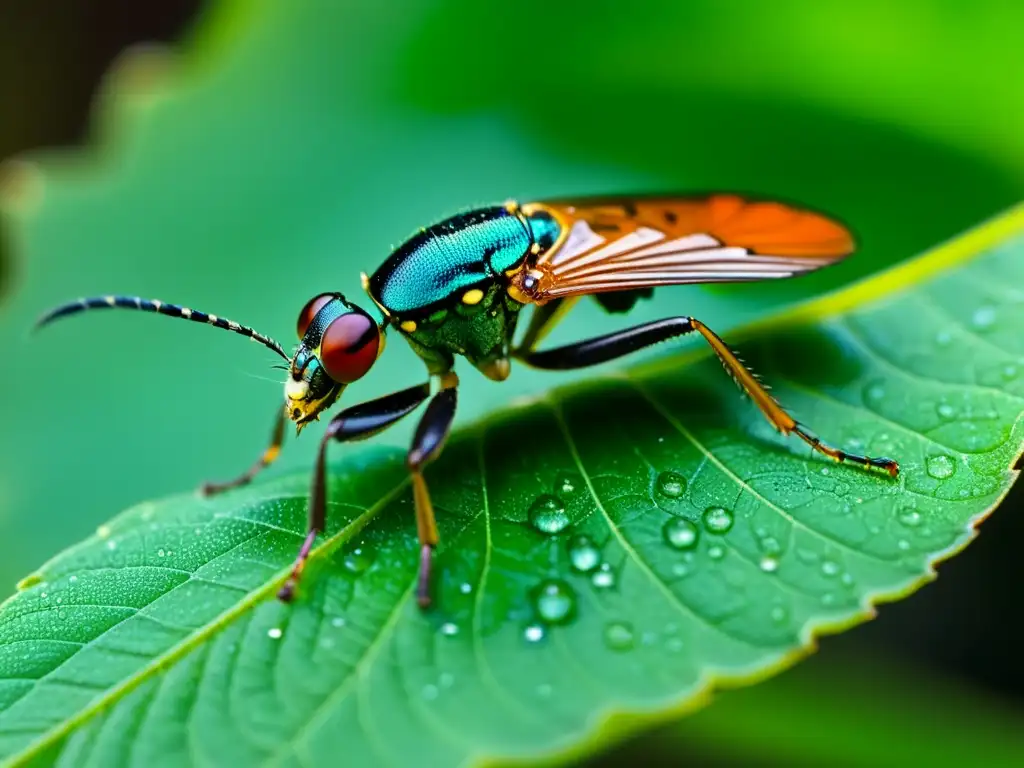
[
  {"left": 407, "top": 373, "right": 459, "bottom": 609},
  {"left": 516, "top": 317, "right": 899, "bottom": 477},
  {"left": 512, "top": 297, "right": 579, "bottom": 355},
  {"left": 200, "top": 408, "right": 287, "bottom": 495},
  {"left": 277, "top": 381, "right": 432, "bottom": 603}
]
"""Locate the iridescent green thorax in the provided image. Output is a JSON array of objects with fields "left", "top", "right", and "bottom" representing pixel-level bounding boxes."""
[
  {"left": 369, "top": 207, "right": 528, "bottom": 314},
  {"left": 366, "top": 204, "right": 562, "bottom": 377}
]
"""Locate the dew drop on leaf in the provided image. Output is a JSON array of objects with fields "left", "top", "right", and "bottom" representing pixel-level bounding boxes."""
[
  {"left": 770, "top": 605, "right": 789, "bottom": 624},
  {"left": 603, "top": 621, "right": 635, "bottom": 652},
  {"left": 707, "top": 545, "right": 725, "bottom": 561},
  {"left": 553, "top": 473, "right": 576, "bottom": 495},
  {"left": 863, "top": 379, "right": 886, "bottom": 402},
  {"left": 972, "top": 305, "right": 996, "bottom": 330},
  {"left": 567, "top": 534, "right": 601, "bottom": 572},
  {"left": 898, "top": 507, "right": 922, "bottom": 527},
  {"left": 440, "top": 622, "right": 459, "bottom": 637},
  {"left": 532, "top": 579, "right": 576, "bottom": 624},
  {"left": 936, "top": 402, "right": 956, "bottom": 419},
  {"left": 331, "top": 617, "right": 346, "bottom": 628},
  {"left": 759, "top": 556, "right": 779, "bottom": 573},
  {"left": 343, "top": 547, "right": 374, "bottom": 574},
  {"left": 702, "top": 506, "right": 734, "bottom": 534},
  {"left": 927, "top": 455, "right": 955, "bottom": 479},
  {"left": 662, "top": 518, "right": 699, "bottom": 550},
  {"left": 528, "top": 494, "right": 571, "bottom": 535},
  {"left": 656, "top": 470, "right": 687, "bottom": 499},
  {"left": 821, "top": 560, "right": 840, "bottom": 577},
  {"left": 524, "top": 623, "right": 545, "bottom": 643},
  {"left": 267, "top": 627, "right": 283, "bottom": 640},
  {"left": 591, "top": 562, "right": 616, "bottom": 589},
  {"left": 459, "top": 582, "right": 473, "bottom": 595}
]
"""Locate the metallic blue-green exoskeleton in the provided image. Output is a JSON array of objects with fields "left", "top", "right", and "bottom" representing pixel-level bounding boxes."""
[{"left": 38, "top": 195, "right": 899, "bottom": 608}]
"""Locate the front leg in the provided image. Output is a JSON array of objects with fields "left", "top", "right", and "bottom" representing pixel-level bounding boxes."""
[
  {"left": 407, "top": 373, "right": 459, "bottom": 608},
  {"left": 277, "top": 381, "right": 432, "bottom": 602},
  {"left": 200, "top": 408, "right": 286, "bottom": 495}
]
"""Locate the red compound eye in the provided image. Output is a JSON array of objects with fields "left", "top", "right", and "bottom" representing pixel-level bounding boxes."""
[
  {"left": 296, "top": 293, "right": 335, "bottom": 338},
  {"left": 320, "top": 310, "right": 380, "bottom": 383}
]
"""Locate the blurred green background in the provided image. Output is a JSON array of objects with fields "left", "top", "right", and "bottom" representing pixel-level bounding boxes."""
[{"left": 1, "top": 0, "right": 1022, "bottom": 764}]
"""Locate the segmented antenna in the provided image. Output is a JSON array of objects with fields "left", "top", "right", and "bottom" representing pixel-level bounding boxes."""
[{"left": 35, "top": 295, "right": 289, "bottom": 361}]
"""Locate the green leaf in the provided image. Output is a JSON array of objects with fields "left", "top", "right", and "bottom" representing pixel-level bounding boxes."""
[{"left": 1, "top": 203, "right": 1022, "bottom": 766}]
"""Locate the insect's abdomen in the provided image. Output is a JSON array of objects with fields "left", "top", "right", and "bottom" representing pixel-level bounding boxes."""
[{"left": 369, "top": 206, "right": 533, "bottom": 315}]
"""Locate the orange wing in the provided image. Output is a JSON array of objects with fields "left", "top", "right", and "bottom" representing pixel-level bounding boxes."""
[{"left": 515, "top": 195, "right": 855, "bottom": 302}]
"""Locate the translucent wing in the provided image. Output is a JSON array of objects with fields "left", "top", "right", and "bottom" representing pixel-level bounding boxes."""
[{"left": 516, "top": 195, "right": 855, "bottom": 302}]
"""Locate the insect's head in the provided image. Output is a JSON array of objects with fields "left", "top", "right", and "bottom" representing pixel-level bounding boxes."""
[{"left": 286, "top": 293, "right": 384, "bottom": 432}]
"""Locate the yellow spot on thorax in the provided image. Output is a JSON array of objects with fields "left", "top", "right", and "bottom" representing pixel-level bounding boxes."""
[
  {"left": 461, "top": 288, "right": 484, "bottom": 305},
  {"left": 400, "top": 320, "right": 417, "bottom": 333}
]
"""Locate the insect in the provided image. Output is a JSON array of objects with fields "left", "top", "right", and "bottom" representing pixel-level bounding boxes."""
[{"left": 38, "top": 194, "right": 899, "bottom": 608}]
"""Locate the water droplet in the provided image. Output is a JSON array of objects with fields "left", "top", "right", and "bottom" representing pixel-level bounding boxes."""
[
  {"left": 897, "top": 539, "right": 911, "bottom": 551},
  {"left": 567, "top": 534, "right": 601, "bottom": 572},
  {"left": 528, "top": 494, "right": 571, "bottom": 535},
  {"left": 702, "top": 506, "right": 734, "bottom": 534},
  {"left": 840, "top": 572, "right": 855, "bottom": 586},
  {"left": 603, "top": 621, "right": 635, "bottom": 652},
  {"left": 972, "top": 305, "right": 996, "bottom": 330},
  {"left": 524, "top": 623, "right": 545, "bottom": 643},
  {"left": 864, "top": 380, "right": 886, "bottom": 402},
  {"left": 96, "top": 525, "right": 111, "bottom": 539},
  {"left": 331, "top": 617, "right": 346, "bottom": 628},
  {"left": 421, "top": 683, "right": 439, "bottom": 700},
  {"left": 671, "top": 562, "right": 690, "bottom": 577},
  {"left": 532, "top": 579, "right": 576, "bottom": 625},
  {"left": 820, "top": 467, "right": 830, "bottom": 476},
  {"left": 440, "top": 622, "right": 459, "bottom": 637},
  {"left": 553, "top": 473, "right": 576, "bottom": 495},
  {"left": 459, "top": 582, "right": 473, "bottom": 595},
  {"left": 759, "top": 536, "right": 781, "bottom": 555},
  {"left": 770, "top": 606, "right": 789, "bottom": 624},
  {"left": 936, "top": 402, "right": 955, "bottom": 419},
  {"left": 267, "top": 627, "right": 283, "bottom": 640},
  {"left": 656, "top": 471, "right": 687, "bottom": 499},
  {"left": 106, "top": 540, "right": 117, "bottom": 551},
  {"left": 343, "top": 547, "right": 373, "bottom": 574},
  {"left": 821, "top": 560, "right": 840, "bottom": 577},
  {"left": 759, "top": 556, "right": 779, "bottom": 573},
  {"left": 821, "top": 593, "right": 837, "bottom": 606},
  {"left": 707, "top": 545, "right": 725, "bottom": 561},
  {"left": 662, "top": 518, "right": 699, "bottom": 550},
  {"left": 68, "top": 575, "right": 78, "bottom": 584},
  {"left": 157, "top": 549, "right": 166, "bottom": 558},
  {"left": 898, "top": 507, "right": 922, "bottom": 527},
  {"left": 926, "top": 455, "right": 955, "bottom": 479},
  {"left": 591, "top": 562, "right": 617, "bottom": 589}
]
